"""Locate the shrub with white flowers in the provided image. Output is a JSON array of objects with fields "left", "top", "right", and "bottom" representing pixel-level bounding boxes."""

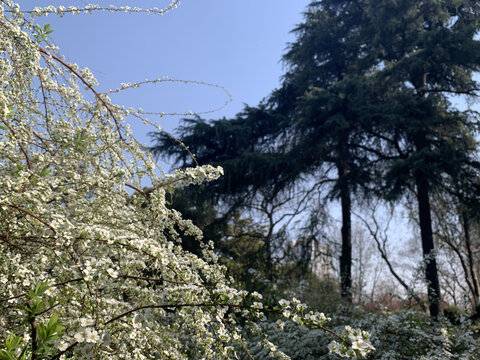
[
  {"left": 244, "top": 308, "right": 480, "bottom": 359},
  {"left": 0, "top": 1, "right": 373, "bottom": 359}
]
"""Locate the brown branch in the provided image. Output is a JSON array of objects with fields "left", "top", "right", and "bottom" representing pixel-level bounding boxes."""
[
  {"left": 0, "top": 292, "right": 26, "bottom": 303},
  {"left": 28, "top": 302, "right": 39, "bottom": 360},
  {"left": 37, "top": 46, "right": 123, "bottom": 139},
  {"left": 1, "top": 118, "right": 32, "bottom": 169},
  {"left": 0, "top": 232, "right": 26, "bottom": 252},
  {"left": 31, "top": 128, "right": 52, "bottom": 151},
  {"left": 156, "top": 177, "right": 186, "bottom": 189},
  {"left": 51, "top": 277, "right": 84, "bottom": 288},
  {"left": 5, "top": 204, "right": 56, "bottom": 234},
  {"left": 125, "top": 183, "right": 150, "bottom": 201},
  {"left": 121, "top": 274, "right": 213, "bottom": 288},
  {"left": 35, "top": 302, "right": 60, "bottom": 317},
  {"left": 104, "top": 303, "right": 222, "bottom": 326},
  {"left": 50, "top": 341, "right": 79, "bottom": 360},
  {"left": 126, "top": 177, "right": 197, "bottom": 199},
  {"left": 104, "top": 302, "right": 342, "bottom": 342},
  {"left": 38, "top": 71, "right": 51, "bottom": 124}
]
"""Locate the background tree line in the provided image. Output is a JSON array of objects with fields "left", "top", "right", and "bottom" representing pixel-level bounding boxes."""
[{"left": 151, "top": 0, "right": 480, "bottom": 319}]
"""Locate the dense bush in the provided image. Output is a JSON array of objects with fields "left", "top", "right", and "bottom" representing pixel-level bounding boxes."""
[{"left": 245, "top": 308, "right": 480, "bottom": 360}]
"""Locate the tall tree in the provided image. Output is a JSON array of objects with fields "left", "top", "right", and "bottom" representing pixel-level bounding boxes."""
[
  {"left": 151, "top": 1, "right": 480, "bottom": 316},
  {"left": 152, "top": 0, "right": 380, "bottom": 303},
  {"left": 270, "top": 0, "right": 374, "bottom": 300},
  {"left": 361, "top": 0, "right": 480, "bottom": 318},
  {"left": 150, "top": 107, "right": 302, "bottom": 283}
]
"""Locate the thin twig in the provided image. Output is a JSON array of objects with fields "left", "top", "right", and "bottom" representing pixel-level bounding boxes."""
[
  {"left": 125, "top": 183, "right": 150, "bottom": 201},
  {"left": 1, "top": 118, "right": 32, "bottom": 169},
  {"left": 103, "top": 302, "right": 342, "bottom": 342},
  {"left": 50, "top": 341, "right": 79, "bottom": 360},
  {"left": 4, "top": 204, "right": 56, "bottom": 234},
  {"left": 38, "top": 46, "right": 123, "bottom": 139}
]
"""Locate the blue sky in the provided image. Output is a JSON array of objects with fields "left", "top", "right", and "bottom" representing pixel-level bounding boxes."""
[{"left": 26, "top": 0, "right": 312, "bottom": 144}]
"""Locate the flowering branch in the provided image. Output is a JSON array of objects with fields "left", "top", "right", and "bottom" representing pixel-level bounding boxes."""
[
  {"left": 3, "top": 204, "right": 56, "bottom": 234},
  {"left": 37, "top": 46, "right": 124, "bottom": 139},
  {"left": 1, "top": 118, "right": 32, "bottom": 169}
]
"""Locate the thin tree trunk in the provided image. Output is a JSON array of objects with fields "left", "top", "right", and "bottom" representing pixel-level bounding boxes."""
[
  {"left": 340, "top": 186, "right": 352, "bottom": 302},
  {"left": 338, "top": 139, "right": 352, "bottom": 303},
  {"left": 415, "top": 170, "right": 441, "bottom": 319},
  {"left": 411, "top": 78, "right": 441, "bottom": 318},
  {"left": 462, "top": 211, "right": 480, "bottom": 307},
  {"left": 264, "top": 208, "right": 274, "bottom": 281}
]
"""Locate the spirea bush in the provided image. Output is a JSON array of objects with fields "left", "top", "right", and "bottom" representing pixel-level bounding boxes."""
[
  {"left": 362, "top": 311, "right": 480, "bottom": 359},
  {"left": 0, "top": 1, "right": 373, "bottom": 359},
  {"left": 245, "top": 310, "right": 480, "bottom": 360}
]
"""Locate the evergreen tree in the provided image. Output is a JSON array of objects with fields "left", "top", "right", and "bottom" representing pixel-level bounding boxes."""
[
  {"left": 151, "top": 0, "right": 480, "bottom": 316},
  {"left": 270, "top": 0, "right": 380, "bottom": 301},
  {"left": 150, "top": 107, "right": 299, "bottom": 283},
  {"left": 152, "top": 0, "right": 378, "bottom": 303},
  {"left": 360, "top": 0, "right": 480, "bottom": 318}
]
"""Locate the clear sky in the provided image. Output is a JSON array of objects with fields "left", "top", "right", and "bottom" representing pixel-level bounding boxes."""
[{"left": 25, "top": 0, "right": 312, "bottom": 144}]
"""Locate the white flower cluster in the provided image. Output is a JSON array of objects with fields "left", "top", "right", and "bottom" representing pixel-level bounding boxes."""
[
  {"left": 0, "top": 2, "right": 242, "bottom": 357},
  {"left": 328, "top": 326, "right": 375, "bottom": 359},
  {"left": 277, "top": 297, "right": 330, "bottom": 327},
  {"left": 23, "top": 1, "right": 181, "bottom": 19},
  {"left": 158, "top": 165, "right": 224, "bottom": 188}
]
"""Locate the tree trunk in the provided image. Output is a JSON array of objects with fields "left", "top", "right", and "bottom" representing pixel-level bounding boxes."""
[
  {"left": 264, "top": 207, "right": 274, "bottom": 281},
  {"left": 415, "top": 166, "right": 441, "bottom": 319},
  {"left": 462, "top": 211, "right": 480, "bottom": 307},
  {"left": 338, "top": 139, "right": 352, "bottom": 303}
]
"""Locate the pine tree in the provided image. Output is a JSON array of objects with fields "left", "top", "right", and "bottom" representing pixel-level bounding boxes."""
[
  {"left": 151, "top": 1, "right": 480, "bottom": 316},
  {"left": 152, "top": 1, "right": 380, "bottom": 302},
  {"left": 361, "top": 0, "right": 480, "bottom": 318}
]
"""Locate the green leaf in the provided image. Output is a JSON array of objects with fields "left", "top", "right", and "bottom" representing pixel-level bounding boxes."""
[
  {"left": 37, "top": 324, "right": 47, "bottom": 340},
  {"left": 4, "top": 333, "right": 21, "bottom": 352},
  {"left": 16, "top": 347, "right": 27, "bottom": 360},
  {"left": 45, "top": 314, "right": 65, "bottom": 339},
  {"left": 0, "top": 334, "right": 21, "bottom": 360},
  {"left": 46, "top": 314, "right": 58, "bottom": 332},
  {"left": 0, "top": 350, "right": 14, "bottom": 360},
  {"left": 34, "top": 281, "right": 50, "bottom": 297},
  {"left": 39, "top": 166, "right": 50, "bottom": 177},
  {"left": 48, "top": 297, "right": 56, "bottom": 308},
  {"left": 26, "top": 296, "right": 45, "bottom": 315},
  {"left": 44, "top": 23, "right": 54, "bottom": 34}
]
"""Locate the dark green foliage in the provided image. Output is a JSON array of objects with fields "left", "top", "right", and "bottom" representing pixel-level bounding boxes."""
[
  {"left": 444, "top": 306, "right": 462, "bottom": 324},
  {"left": 150, "top": 108, "right": 300, "bottom": 200},
  {"left": 150, "top": 0, "right": 480, "bottom": 317},
  {"left": 359, "top": 0, "right": 480, "bottom": 318},
  {"left": 150, "top": 108, "right": 299, "bottom": 286},
  {"left": 217, "top": 215, "right": 271, "bottom": 293}
]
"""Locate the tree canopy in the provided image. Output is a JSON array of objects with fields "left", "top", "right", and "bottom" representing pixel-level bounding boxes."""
[{"left": 151, "top": 0, "right": 480, "bottom": 319}]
